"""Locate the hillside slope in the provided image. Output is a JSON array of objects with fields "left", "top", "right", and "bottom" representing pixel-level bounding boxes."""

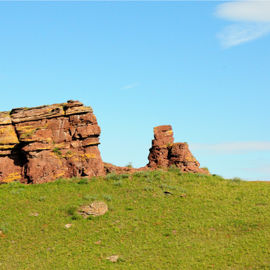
[{"left": 1, "top": 170, "right": 270, "bottom": 269}]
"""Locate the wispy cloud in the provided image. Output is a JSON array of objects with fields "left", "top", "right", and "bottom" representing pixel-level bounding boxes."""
[
  {"left": 216, "top": 0, "right": 270, "bottom": 48},
  {"left": 190, "top": 141, "right": 270, "bottom": 153},
  {"left": 218, "top": 23, "right": 270, "bottom": 48},
  {"left": 121, "top": 83, "right": 139, "bottom": 90}
]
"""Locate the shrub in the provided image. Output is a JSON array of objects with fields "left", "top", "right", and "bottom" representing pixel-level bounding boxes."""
[
  {"left": 67, "top": 206, "right": 81, "bottom": 220},
  {"left": 77, "top": 178, "right": 89, "bottom": 185},
  {"left": 126, "top": 162, "right": 133, "bottom": 168},
  {"left": 232, "top": 177, "right": 242, "bottom": 183},
  {"left": 105, "top": 173, "right": 121, "bottom": 181},
  {"left": 103, "top": 194, "right": 112, "bottom": 201},
  {"left": 168, "top": 165, "right": 180, "bottom": 173},
  {"left": 113, "top": 181, "right": 123, "bottom": 187},
  {"left": 82, "top": 194, "right": 97, "bottom": 201}
]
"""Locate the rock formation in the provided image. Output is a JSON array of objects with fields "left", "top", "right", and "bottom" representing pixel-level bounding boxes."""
[
  {"left": 0, "top": 101, "right": 208, "bottom": 184},
  {"left": 0, "top": 100, "right": 104, "bottom": 184},
  {"left": 148, "top": 125, "right": 208, "bottom": 174},
  {"left": 105, "top": 125, "right": 208, "bottom": 175}
]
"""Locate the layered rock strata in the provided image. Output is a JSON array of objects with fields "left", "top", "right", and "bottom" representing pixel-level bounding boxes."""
[
  {"left": 148, "top": 125, "right": 208, "bottom": 174},
  {"left": 0, "top": 100, "right": 104, "bottom": 184}
]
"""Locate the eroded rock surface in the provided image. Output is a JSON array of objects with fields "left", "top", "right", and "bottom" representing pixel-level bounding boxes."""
[
  {"left": 148, "top": 125, "right": 209, "bottom": 174},
  {"left": 0, "top": 100, "right": 104, "bottom": 184}
]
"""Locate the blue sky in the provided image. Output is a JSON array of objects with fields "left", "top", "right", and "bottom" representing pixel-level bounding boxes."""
[{"left": 0, "top": 1, "right": 269, "bottom": 180}]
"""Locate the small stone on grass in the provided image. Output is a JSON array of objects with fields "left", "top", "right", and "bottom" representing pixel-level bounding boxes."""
[
  {"left": 78, "top": 201, "right": 108, "bottom": 218},
  {"left": 106, "top": 255, "right": 119, "bottom": 263}
]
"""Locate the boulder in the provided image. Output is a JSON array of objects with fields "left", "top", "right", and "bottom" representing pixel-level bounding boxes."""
[{"left": 78, "top": 201, "right": 108, "bottom": 217}]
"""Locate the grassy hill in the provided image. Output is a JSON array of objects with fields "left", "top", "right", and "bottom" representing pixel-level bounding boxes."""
[{"left": 1, "top": 169, "right": 270, "bottom": 269}]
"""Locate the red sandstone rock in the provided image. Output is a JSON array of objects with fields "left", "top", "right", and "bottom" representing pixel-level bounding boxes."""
[
  {"left": 0, "top": 156, "right": 23, "bottom": 183},
  {"left": 153, "top": 125, "right": 174, "bottom": 147},
  {"left": 169, "top": 143, "right": 207, "bottom": 174},
  {"left": 148, "top": 125, "right": 209, "bottom": 174},
  {"left": 147, "top": 125, "right": 174, "bottom": 168},
  {"left": 0, "top": 100, "right": 104, "bottom": 184}
]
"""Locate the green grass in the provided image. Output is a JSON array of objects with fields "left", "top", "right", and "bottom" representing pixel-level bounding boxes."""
[{"left": 1, "top": 170, "right": 270, "bottom": 269}]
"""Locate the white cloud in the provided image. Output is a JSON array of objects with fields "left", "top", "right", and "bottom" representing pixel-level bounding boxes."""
[
  {"left": 216, "top": 0, "right": 270, "bottom": 48},
  {"left": 190, "top": 141, "right": 270, "bottom": 153},
  {"left": 121, "top": 83, "right": 139, "bottom": 90},
  {"left": 218, "top": 23, "right": 270, "bottom": 48},
  {"left": 216, "top": 1, "right": 270, "bottom": 23}
]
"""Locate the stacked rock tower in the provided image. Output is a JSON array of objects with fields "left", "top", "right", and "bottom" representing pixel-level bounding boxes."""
[
  {"left": 148, "top": 125, "right": 174, "bottom": 168},
  {"left": 148, "top": 125, "right": 208, "bottom": 174}
]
